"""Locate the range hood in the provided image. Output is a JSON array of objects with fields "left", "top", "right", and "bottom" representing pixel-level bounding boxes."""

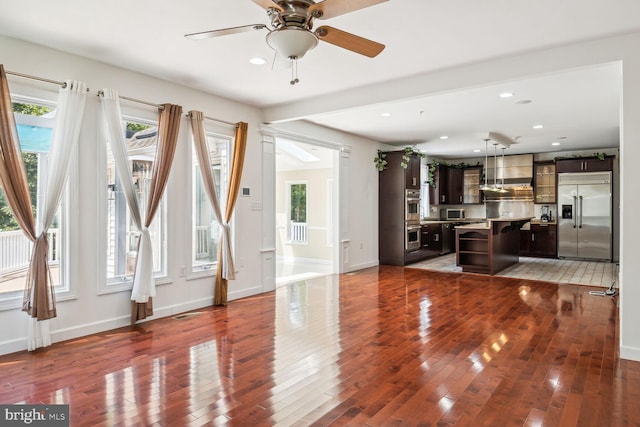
[{"left": 485, "top": 153, "right": 533, "bottom": 187}]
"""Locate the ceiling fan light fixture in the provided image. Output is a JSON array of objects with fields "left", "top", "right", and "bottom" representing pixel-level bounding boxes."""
[{"left": 266, "top": 27, "right": 318, "bottom": 59}]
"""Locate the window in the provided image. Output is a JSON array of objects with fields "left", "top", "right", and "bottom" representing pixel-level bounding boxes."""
[
  {"left": 192, "top": 134, "right": 230, "bottom": 272},
  {"left": 0, "top": 98, "right": 67, "bottom": 304},
  {"left": 287, "top": 181, "right": 308, "bottom": 244},
  {"left": 105, "top": 118, "right": 166, "bottom": 287}
]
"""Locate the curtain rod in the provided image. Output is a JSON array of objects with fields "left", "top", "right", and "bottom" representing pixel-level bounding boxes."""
[
  {"left": 96, "top": 91, "right": 238, "bottom": 127},
  {"left": 6, "top": 70, "right": 67, "bottom": 88},
  {"left": 97, "top": 90, "right": 164, "bottom": 110},
  {"left": 186, "top": 111, "right": 237, "bottom": 127}
]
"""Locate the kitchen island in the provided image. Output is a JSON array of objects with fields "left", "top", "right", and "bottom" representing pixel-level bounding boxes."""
[{"left": 455, "top": 217, "right": 532, "bottom": 274}]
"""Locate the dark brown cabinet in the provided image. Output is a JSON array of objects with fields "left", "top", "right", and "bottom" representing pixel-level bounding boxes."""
[
  {"left": 428, "top": 164, "right": 448, "bottom": 205},
  {"left": 429, "top": 164, "right": 482, "bottom": 205},
  {"left": 520, "top": 223, "right": 557, "bottom": 258},
  {"left": 556, "top": 156, "right": 613, "bottom": 173},
  {"left": 463, "top": 167, "right": 482, "bottom": 204},
  {"left": 447, "top": 167, "right": 464, "bottom": 205},
  {"left": 533, "top": 161, "right": 556, "bottom": 204},
  {"left": 421, "top": 223, "right": 442, "bottom": 256},
  {"left": 405, "top": 153, "right": 421, "bottom": 189},
  {"left": 379, "top": 150, "right": 430, "bottom": 266}
]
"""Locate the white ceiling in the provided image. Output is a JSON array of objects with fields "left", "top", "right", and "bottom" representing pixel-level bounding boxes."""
[{"left": 1, "top": 0, "right": 638, "bottom": 159}]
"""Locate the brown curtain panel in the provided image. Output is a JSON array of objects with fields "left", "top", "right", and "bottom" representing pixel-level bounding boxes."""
[
  {"left": 131, "top": 103, "right": 182, "bottom": 323},
  {"left": 0, "top": 66, "right": 54, "bottom": 319},
  {"left": 214, "top": 122, "right": 248, "bottom": 305},
  {"left": 0, "top": 66, "right": 36, "bottom": 239}
]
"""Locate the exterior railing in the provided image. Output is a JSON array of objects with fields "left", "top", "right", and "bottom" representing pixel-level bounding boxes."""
[
  {"left": 0, "top": 229, "right": 59, "bottom": 275},
  {"left": 195, "top": 225, "right": 210, "bottom": 259},
  {"left": 290, "top": 221, "right": 308, "bottom": 244}
]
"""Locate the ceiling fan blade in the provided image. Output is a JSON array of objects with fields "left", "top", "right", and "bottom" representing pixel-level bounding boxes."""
[
  {"left": 316, "top": 26, "right": 385, "bottom": 58},
  {"left": 309, "top": 0, "right": 388, "bottom": 19},
  {"left": 185, "top": 24, "right": 267, "bottom": 40},
  {"left": 250, "top": 0, "right": 283, "bottom": 11}
]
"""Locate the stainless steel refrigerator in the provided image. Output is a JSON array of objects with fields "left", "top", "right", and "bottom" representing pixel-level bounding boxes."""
[{"left": 557, "top": 171, "right": 612, "bottom": 260}]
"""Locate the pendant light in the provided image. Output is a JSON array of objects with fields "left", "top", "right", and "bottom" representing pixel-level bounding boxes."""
[
  {"left": 498, "top": 146, "right": 509, "bottom": 193},
  {"left": 480, "top": 138, "right": 492, "bottom": 191},
  {"left": 493, "top": 143, "right": 499, "bottom": 189}
]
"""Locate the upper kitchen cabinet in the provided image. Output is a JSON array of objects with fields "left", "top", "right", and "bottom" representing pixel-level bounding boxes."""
[
  {"left": 405, "top": 152, "right": 421, "bottom": 189},
  {"left": 377, "top": 150, "right": 422, "bottom": 191},
  {"left": 556, "top": 156, "right": 613, "bottom": 173},
  {"left": 429, "top": 164, "right": 482, "bottom": 205},
  {"left": 428, "top": 163, "right": 448, "bottom": 205},
  {"left": 463, "top": 166, "right": 482, "bottom": 204},
  {"left": 447, "top": 167, "right": 464, "bottom": 204},
  {"left": 533, "top": 161, "right": 556, "bottom": 204}
]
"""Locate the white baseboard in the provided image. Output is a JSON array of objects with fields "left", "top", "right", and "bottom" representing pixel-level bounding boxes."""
[
  {"left": 0, "top": 296, "right": 216, "bottom": 356},
  {"left": 620, "top": 345, "right": 640, "bottom": 362},
  {"left": 276, "top": 256, "right": 332, "bottom": 266},
  {"left": 228, "top": 285, "right": 265, "bottom": 301},
  {"left": 344, "top": 260, "right": 379, "bottom": 273}
]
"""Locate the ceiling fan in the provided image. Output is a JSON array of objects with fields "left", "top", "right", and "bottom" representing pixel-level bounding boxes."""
[{"left": 185, "top": 0, "right": 388, "bottom": 84}]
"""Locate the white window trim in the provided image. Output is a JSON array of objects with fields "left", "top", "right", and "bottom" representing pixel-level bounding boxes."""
[
  {"left": 187, "top": 127, "right": 234, "bottom": 279},
  {"left": 285, "top": 180, "right": 309, "bottom": 245},
  {"left": 97, "top": 108, "right": 169, "bottom": 295},
  {"left": 0, "top": 89, "right": 78, "bottom": 310}
]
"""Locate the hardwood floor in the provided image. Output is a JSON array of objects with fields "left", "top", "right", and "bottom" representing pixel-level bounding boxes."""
[{"left": 1, "top": 266, "right": 639, "bottom": 426}]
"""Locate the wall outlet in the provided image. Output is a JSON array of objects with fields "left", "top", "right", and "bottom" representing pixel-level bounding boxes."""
[{"left": 179, "top": 266, "right": 186, "bottom": 277}]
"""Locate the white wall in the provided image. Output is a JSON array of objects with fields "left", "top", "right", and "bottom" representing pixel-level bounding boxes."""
[
  {"left": 0, "top": 35, "right": 266, "bottom": 354},
  {"left": 0, "top": 35, "right": 385, "bottom": 355},
  {"left": 264, "top": 121, "right": 387, "bottom": 273},
  {"left": 0, "top": 38, "right": 248, "bottom": 353}
]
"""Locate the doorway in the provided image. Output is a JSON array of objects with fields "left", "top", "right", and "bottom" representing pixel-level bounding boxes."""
[{"left": 274, "top": 137, "right": 338, "bottom": 284}]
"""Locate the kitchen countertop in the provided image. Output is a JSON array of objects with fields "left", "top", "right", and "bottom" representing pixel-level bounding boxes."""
[
  {"left": 420, "top": 218, "right": 486, "bottom": 225},
  {"left": 455, "top": 217, "right": 535, "bottom": 230},
  {"left": 529, "top": 219, "right": 557, "bottom": 225}
]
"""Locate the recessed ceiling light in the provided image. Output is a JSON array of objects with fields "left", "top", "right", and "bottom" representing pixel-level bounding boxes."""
[
  {"left": 249, "top": 57, "right": 267, "bottom": 65},
  {"left": 532, "top": 124, "right": 544, "bottom": 129},
  {"left": 440, "top": 135, "right": 449, "bottom": 140},
  {"left": 499, "top": 92, "right": 515, "bottom": 98},
  {"left": 473, "top": 149, "right": 481, "bottom": 153},
  {"left": 380, "top": 112, "right": 392, "bottom": 117},
  {"left": 552, "top": 142, "right": 561, "bottom": 146}
]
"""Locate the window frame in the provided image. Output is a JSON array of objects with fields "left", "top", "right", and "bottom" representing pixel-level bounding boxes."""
[
  {"left": 285, "top": 179, "right": 309, "bottom": 245},
  {"left": 98, "top": 107, "right": 169, "bottom": 295},
  {"left": 187, "top": 127, "right": 234, "bottom": 279},
  {"left": 0, "top": 89, "right": 78, "bottom": 311}
]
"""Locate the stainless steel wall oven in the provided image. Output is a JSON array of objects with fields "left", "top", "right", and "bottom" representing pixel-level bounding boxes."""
[
  {"left": 405, "top": 189, "right": 420, "bottom": 222},
  {"left": 405, "top": 223, "right": 421, "bottom": 251}
]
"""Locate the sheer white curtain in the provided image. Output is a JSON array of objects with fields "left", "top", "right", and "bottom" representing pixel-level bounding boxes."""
[
  {"left": 28, "top": 80, "right": 87, "bottom": 350},
  {"left": 189, "top": 111, "right": 235, "bottom": 279},
  {"left": 100, "top": 89, "right": 155, "bottom": 303}
]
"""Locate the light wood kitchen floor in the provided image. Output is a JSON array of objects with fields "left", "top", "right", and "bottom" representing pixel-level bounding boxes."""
[{"left": 409, "top": 254, "right": 618, "bottom": 288}]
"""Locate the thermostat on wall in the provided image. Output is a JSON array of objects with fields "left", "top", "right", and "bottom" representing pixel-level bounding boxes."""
[{"left": 241, "top": 187, "right": 250, "bottom": 196}]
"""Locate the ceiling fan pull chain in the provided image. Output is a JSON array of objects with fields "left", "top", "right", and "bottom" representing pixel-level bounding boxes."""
[{"left": 290, "top": 56, "right": 300, "bottom": 85}]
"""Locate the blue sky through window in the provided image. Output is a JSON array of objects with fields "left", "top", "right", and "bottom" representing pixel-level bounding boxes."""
[{"left": 17, "top": 124, "right": 52, "bottom": 152}]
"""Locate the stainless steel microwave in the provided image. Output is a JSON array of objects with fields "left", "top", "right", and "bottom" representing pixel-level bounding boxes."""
[{"left": 440, "top": 208, "right": 465, "bottom": 220}]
